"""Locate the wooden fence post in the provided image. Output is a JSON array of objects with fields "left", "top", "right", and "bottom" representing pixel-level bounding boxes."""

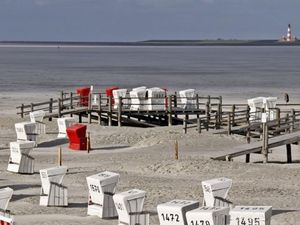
[
  {"left": 231, "top": 104, "right": 236, "bottom": 126},
  {"left": 246, "top": 106, "right": 252, "bottom": 162},
  {"left": 49, "top": 98, "right": 53, "bottom": 121},
  {"left": 227, "top": 113, "right": 231, "bottom": 135},
  {"left": 60, "top": 91, "right": 64, "bottom": 110},
  {"left": 197, "top": 118, "right": 201, "bottom": 134},
  {"left": 118, "top": 96, "right": 122, "bottom": 127},
  {"left": 245, "top": 154, "right": 250, "bottom": 163},
  {"left": 218, "top": 96, "right": 222, "bottom": 126},
  {"left": 291, "top": 108, "right": 295, "bottom": 131},
  {"left": 58, "top": 98, "right": 61, "bottom": 118},
  {"left": 88, "top": 93, "right": 92, "bottom": 124},
  {"left": 174, "top": 92, "right": 177, "bottom": 107},
  {"left": 87, "top": 132, "right": 91, "bottom": 153},
  {"left": 196, "top": 94, "right": 199, "bottom": 119},
  {"left": 246, "top": 105, "right": 250, "bottom": 124},
  {"left": 58, "top": 146, "right": 62, "bottom": 166},
  {"left": 70, "top": 92, "right": 73, "bottom": 109},
  {"left": 98, "top": 94, "right": 102, "bottom": 125},
  {"left": 215, "top": 113, "right": 219, "bottom": 129},
  {"left": 70, "top": 93, "right": 73, "bottom": 118},
  {"left": 205, "top": 96, "right": 210, "bottom": 131},
  {"left": 276, "top": 108, "right": 280, "bottom": 128},
  {"left": 21, "top": 104, "right": 24, "bottom": 118},
  {"left": 183, "top": 114, "right": 188, "bottom": 134},
  {"left": 262, "top": 119, "right": 268, "bottom": 163},
  {"left": 108, "top": 95, "right": 113, "bottom": 126},
  {"left": 174, "top": 92, "right": 178, "bottom": 118},
  {"left": 168, "top": 95, "right": 172, "bottom": 126},
  {"left": 78, "top": 113, "right": 82, "bottom": 123},
  {"left": 246, "top": 126, "right": 251, "bottom": 144},
  {"left": 175, "top": 140, "right": 179, "bottom": 160},
  {"left": 60, "top": 91, "right": 64, "bottom": 102},
  {"left": 285, "top": 113, "right": 289, "bottom": 133}
]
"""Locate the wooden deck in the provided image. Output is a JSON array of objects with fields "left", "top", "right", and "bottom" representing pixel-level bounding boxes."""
[
  {"left": 17, "top": 91, "right": 223, "bottom": 127},
  {"left": 212, "top": 131, "right": 300, "bottom": 161},
  {"left": 15, "top": 90, "right": 300, "bottom": 163}
]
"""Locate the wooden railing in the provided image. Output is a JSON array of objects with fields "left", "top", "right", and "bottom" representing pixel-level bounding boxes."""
[
  {"left": 16, "top": 90, "right": 222, "bottom": 119},
  {"left": 16, "top": 90, "right": 300, "bottom": 130},
  {"left": 182, "top": 104, "right": 300, "bottom": 136}
]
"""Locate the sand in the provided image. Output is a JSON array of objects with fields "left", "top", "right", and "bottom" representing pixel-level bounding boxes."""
[{"left": 0, "top": 92, "right": 300, "bottom": 225}]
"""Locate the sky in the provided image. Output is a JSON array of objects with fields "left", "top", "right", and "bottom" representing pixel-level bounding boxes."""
[{"left": 0, "top": 0, "right": 299, "bottom": 41}]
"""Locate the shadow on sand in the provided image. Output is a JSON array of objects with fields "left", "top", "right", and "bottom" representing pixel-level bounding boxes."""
[
  {"left": 91, "top": 145, "right": 131, "bottom": 151},
  {"left": 68, "top": 202, "right": 88, "bottom": 208},
  {"left": 11, "top": 194, "right": 37, "bottom": 202},
  {"left": 253, "top": 160, "right": 300, "bottom": 164},
  {"left": 272, "top": 209, "right": 299, "bottom": 216},
  {"left": 38, "top": 138, "right": 69, "bottom": 148}
]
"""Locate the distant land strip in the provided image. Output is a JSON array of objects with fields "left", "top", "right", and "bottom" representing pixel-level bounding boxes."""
[{"left": 1, "top": 40, "right": 300, "bottom": 46}]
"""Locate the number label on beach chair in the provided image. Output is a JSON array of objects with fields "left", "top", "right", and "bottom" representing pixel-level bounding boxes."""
[
  {"left": 86, "top": 171, "right": 120, "bottom": 218},
  {"left": 230, "top": 206, "right": 272, "bottom": 225},
  {"left": 186, "top": 206, "right": 229, "bottom": 225},
  {"left": 160, "top": 213, "right": 180, "bottom": 222},
  {"left": 190, "top": 220, "right": 211, "bottom": 225},
  {"left": 157, "top": 199, "right": 199, "bottom": 225},
  {"left": 89, "top": 184, "right": 101, "bottom": 193}
]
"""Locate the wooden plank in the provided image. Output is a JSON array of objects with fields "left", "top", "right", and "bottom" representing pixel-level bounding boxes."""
[
  {"left": 43, "top": 107, "right": 88, "bottom": 118},
  {"left": 212, "top": 131, "right": 300, "bottom": 161},
  {"left": 212, "top": 124, "right": 250, "bottom": 135}
]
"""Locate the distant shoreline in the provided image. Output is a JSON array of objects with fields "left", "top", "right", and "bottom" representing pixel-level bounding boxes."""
[{"left": 1, "top": 40, "right": 300, "bottom": 47}]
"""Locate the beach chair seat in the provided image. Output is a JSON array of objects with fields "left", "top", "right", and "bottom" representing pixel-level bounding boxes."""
[
  {"left": 7, "top": 141, "right": 35, "bottom": 174},
  {"left": 129, "top": 87, "right": 148, "bottom": 111},
  {"left": 146, "top": 87, "right": 166, "bottom": 111},
  {"left": 202, "top": 177, "right": 232, "bottom": 208},
  {"left": 39, "top": 166, "right": 68, "bottom": 206},
  {"left": 113, "top": 89, "right": 130, "bottom": 109},
  {"left": 179, "top": 89, "right": 196, "bottom": 110},
  {"left": 86, "top": 171, "right": 120, "bottom": 218},
  {"left": 15, "top": 122, "right": 38, "bottom": 143},
  {"left": 30, "top": 110, "right": 46, "bottom": 134},
  {"left": 113, "top": 189, "right": 150, "bottom": 225},
  {"left": 57, "top": 117, "right": 75, "bottom": 138}
]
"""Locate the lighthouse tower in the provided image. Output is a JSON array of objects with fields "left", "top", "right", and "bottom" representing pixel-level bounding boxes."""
[
  {"left": 287, "top": 24, "right": 292, "bottom": 41},
  {"left": 280, "top": 24, "right": 297, "bottom": 42}
]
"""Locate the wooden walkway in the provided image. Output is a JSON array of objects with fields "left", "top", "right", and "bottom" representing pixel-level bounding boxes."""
[
  {"left": 17, "top": 91, "right": 223, "bottom": 127},
  {"left": 212, "top": 131, "right": 300, "bottom": 162}
]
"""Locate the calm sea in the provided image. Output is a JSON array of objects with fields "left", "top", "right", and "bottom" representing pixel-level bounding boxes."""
[{"left": 0, "top": 45, "right": 300, "bottom": 101}]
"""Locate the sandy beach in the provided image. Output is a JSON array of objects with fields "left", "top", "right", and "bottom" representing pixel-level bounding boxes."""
[{"left": 0, "top": 91, "right": 300, "bottom": 225}]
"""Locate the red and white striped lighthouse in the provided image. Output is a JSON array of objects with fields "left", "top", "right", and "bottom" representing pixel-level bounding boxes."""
[
  {"left": 287, "top": 24, "right": 292, "bottom": 41},
  {"left": 280, "top": 24, "right": 297, "bottom": 42}
]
